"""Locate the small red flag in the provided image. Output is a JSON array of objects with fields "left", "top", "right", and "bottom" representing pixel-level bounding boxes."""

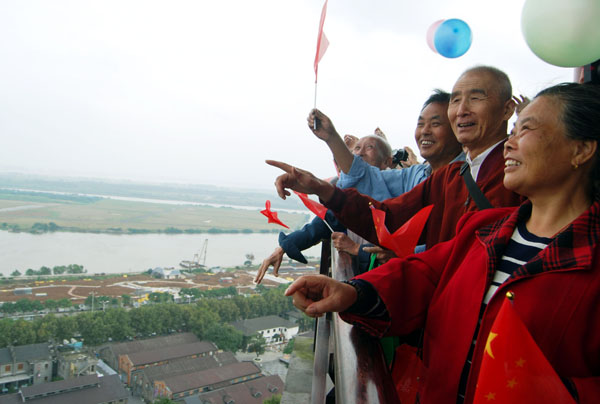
[
  {"left": 260, "top": 200, "right": 289, "bottom": 229},
  {"left": 314, "top": 0, "right": 329, "bottom": 81},
  {"left": 370, "top": 205, "right": 433, "bottom": 257},
  {"left": 294, "top": 191, "right": 328, "bottom": 220},
  {"left": 473, "top": 297, "right": 576, "bottom": 404}
]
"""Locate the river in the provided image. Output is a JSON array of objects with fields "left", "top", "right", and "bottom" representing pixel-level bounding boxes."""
[{"left": 0, "top": 231, "right": 321, "bottom": 275}]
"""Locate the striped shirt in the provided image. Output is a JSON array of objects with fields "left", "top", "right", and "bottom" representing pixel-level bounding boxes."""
[{"left": 457, "top": 220, "right": 551, "bottom": 403}]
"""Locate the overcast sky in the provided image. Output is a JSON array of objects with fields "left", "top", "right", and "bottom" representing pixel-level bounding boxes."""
[{"left": 0, "top": 0, "right": 574, "bottom": 190}]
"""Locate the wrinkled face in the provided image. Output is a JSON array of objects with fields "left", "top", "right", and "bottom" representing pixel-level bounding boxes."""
[
  {"left": 415, "top": 102, "right": 460, "bottom": 165},
  {"left": 448, "top": 71, "right": 511, "bottom": 156},
  {"left": 354, "top": 137, "right": 386, "bottom": 169},
  {"left": 503, "top": 96, "right": 575, "bottom": 198}
]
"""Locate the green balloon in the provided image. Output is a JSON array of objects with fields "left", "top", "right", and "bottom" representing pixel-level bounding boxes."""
[{"left": 521, "top": 0, "right": 600, "bottom": 67}]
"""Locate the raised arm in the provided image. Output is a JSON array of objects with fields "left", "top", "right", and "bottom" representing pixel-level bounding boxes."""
[{"left": 307, "top": 109, "right": 354, "bottom": 173}]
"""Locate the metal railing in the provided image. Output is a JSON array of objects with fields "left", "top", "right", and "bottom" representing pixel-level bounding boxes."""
[{"left": 311, "top": 241, "right": 400, "bottom": 404}]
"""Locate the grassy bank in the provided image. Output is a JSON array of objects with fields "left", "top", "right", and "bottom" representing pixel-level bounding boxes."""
[{"left": 0, "top": 194, "right": 311, "bottom": 234}]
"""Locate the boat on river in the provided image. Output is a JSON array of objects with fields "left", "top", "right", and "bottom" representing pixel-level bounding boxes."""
[{"left": 179, "top": 239, "right": 208, "bottom": 269}]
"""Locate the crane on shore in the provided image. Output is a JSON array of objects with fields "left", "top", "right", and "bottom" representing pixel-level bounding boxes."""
[{"left": 180, "top": 239, "right": 208, "bottom": 270}]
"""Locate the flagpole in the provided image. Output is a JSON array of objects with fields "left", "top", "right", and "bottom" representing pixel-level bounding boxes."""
[
  {"left": 313, "top": 80, "right": 318, "bottom": 130},
  {"left": 322, "top": 217, "right": 334, "bottom": 233}
]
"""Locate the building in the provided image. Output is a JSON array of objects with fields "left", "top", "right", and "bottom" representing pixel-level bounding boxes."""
[
  {"left": 119, "top": 340, "right": 217, "bottom": 385},
  {"left": 231, "top": 315, "right": 299, "bottom": 344},
  {"left": 0, "top": 343, "right": 53, "bottom": 392},
  {"left": 183, "top": 375, "right": 284, "bottom": 404},
  {"left": 0, "top": 374, "right": 128, "bottom": 404},
  {"left": 56, "top": 350, "right": 98, "bottom": 380},
  {"left": 98, "top": 332, "right": 198, "bottom": 371},
  {"left": 133, "top": 352, "right": 238, "bottom": 402},
  {"left": 151, "top": 267, "right": 182, "bottom": 279},
  {"left": 154, "top": 362, "right": 262, "bottom": 400}
]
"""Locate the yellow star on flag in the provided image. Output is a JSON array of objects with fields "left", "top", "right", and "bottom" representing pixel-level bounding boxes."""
[
  {"left": 515, "top": 358, "right": 526, "bottom": 367},
  {"left": 485, "top": 392, "right": 496, "bottom": 400},
  {"left": 485, "top": 332, "right": 498, "bottom": 359},
  {"left": 507, "top": 378, "right": 517, "bottom": 388}
]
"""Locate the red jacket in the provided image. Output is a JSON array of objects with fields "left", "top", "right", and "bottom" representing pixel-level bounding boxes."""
[
  {"left": 326, "top": 142, "right": 525, "bottom": 249},
  {"left": 342, "top": 201, "right": 600, "bottom": 404}
]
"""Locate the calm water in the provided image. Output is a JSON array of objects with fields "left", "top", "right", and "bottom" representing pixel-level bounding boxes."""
[{"left": 0, "top": 231, "right": 321, "bottom": 275}]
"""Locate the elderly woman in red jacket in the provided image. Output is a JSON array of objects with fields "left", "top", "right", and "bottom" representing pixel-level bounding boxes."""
[{"left": 281, "top": 83, "right": 600, "bottom": 404}]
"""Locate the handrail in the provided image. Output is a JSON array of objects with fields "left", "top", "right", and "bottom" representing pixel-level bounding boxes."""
[
  {"left": 310, "top": 241, "right": 400, "bottom": 404},
  {"left": 331, "top": 249, "right": 400, "bottom": 404}
]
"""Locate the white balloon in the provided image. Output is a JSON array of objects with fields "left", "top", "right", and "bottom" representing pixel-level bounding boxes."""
[{"left": 521, "top": 0, "right": 600, "bottom": 67}]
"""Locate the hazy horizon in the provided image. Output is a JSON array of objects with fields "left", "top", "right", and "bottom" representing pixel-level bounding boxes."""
[{"left": 1, "top": 0, "right": 574, "bottom": 190}]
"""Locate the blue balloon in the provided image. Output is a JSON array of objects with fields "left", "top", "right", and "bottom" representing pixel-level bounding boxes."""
[{"left": 433, "top": 19, "right": 472, "bottom": 58}]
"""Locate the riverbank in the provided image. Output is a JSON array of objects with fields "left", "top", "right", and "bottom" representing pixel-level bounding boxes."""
[{"left": 0, "top": 193, "right": 310, "bottom": 235}]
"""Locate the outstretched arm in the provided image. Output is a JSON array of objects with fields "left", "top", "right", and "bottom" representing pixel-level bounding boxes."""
[
  {"left": 266, "top": 160, "right": 336, "bottom": 202},
  {"left": 307, "top": 109, "right": 354, "bottom": 174}
]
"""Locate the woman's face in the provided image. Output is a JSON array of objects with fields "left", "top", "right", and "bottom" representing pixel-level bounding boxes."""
[{"left": 503, "top": 96, "right": 577, "bottom": 198}]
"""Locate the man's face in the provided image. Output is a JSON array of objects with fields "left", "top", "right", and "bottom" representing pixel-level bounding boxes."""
[
  {"left": 447, "top": 71, "right": 511, "bottom": 156},
  {"left": 415, "top": 102, "right": 460, "bottom": 164},
  {"left": 354, "top": 137, "right": 387, "bottom": 169}
]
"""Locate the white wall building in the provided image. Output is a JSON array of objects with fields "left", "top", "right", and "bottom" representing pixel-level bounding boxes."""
[{"left": 231, "top": 315, "right": 299, "bottom": 344}]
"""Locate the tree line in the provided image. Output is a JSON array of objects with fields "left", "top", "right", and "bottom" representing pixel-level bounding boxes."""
[
  {"left": 0, "top": 285, "right": 313, "bottom": 351},
  {"left": 2, "top": 264, "right": 86, "bottom": 277}
]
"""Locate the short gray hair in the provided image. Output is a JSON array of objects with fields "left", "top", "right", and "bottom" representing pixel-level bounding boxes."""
[
  {"left": 362, "top": 134, "right": 392, "bottom": 161},
  {"left": 461, "top": 65, "right": 512, "bottom": 102}
]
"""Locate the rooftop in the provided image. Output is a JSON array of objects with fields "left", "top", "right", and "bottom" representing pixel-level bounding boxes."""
[
  {"left": 0, "top": 343, "right": 52, "bottom": 365},
  {"left": 139, "top": 352, "right": 237, "bottom": 382},
  {"left": 183, "top": 375, "right": 284, "bottom": 404},
  {"left": 162, "top": 361, "right": 261, "bottom": 394},
  {"left": 128, "top": 340, "right": 217, "bottom": 366},
  {"left": 110, "top": 332, "right": 198, "bottom": 356},
  {"left": 0, "top": 375, "right": 128, "bottom": 404}
]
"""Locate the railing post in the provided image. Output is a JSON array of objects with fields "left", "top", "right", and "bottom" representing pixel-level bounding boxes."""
[{"left": 310, "top": 240, "right": 400, "bottom": 404}]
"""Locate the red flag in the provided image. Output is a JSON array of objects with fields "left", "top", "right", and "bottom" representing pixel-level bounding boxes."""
[
  {"left": 473, "top": 297, "right": 576, "bottom": 404},
  {"left": 260, "top": 200, "right": 289, "bottom": 229},
  {"left": 293, "top": 191, "right": 328, "bottom": 220},
  {"left": 314, "top": 0, "right": 329, "bottom": 81},
  {"left": 370, "top": 205, "right": 433, "bottom": 257}
]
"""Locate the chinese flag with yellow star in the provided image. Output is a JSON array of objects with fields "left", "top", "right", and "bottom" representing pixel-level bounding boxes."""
[
  {"left": 473, "top": 297, "right": 576, "bottom": 404},
  {"left": 369, "top": 204, "right": 433, "bottom": 257}
]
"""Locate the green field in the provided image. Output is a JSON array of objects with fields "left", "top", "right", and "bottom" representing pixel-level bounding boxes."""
[{"left": 0, "top": 193, "right": 311, "bottom": 234}]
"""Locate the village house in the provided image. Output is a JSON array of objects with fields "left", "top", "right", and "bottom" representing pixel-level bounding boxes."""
[{"left": 0, "top": 343, "right": 53, "bottom": 393}]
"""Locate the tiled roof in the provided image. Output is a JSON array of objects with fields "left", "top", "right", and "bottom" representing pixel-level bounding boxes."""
[
  {"left": 110, "top": 332, "right": 198, "bottom": 356},
  {"left": 183, "top": 375, "right": 284, "bottom": 404},
  {"left": 163, "top": 362, "right": 261, "bottom": 394},
  {"left": 13, "top": 343, "right": 52, "bottom": 362},
  {"left": 230, "top": 315, "right": 297, "bottom": 336},
  {"left": 0, "top": 343, "right": 52, "bottom": 365},
  {"left": 0, "top": 348, "right": 12, "bottom": 364},
  {"left": 140, "top": 352, "right": 237, "bottom": 382},
  {"left": 0, "top": 375, "right": 128, "bottom": 404},
  {"left": 127, "top": 340, "right": 217, "bottom": 366}
]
